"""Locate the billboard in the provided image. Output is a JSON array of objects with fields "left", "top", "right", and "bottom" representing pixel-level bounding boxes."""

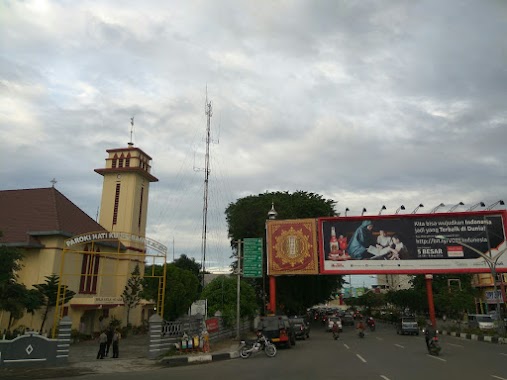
[
  {"left": 319, "top": 211, "right": 507, "bottom": 274},
  {"left": 266, "top": 218, "right": 319, "bottom": 275}
]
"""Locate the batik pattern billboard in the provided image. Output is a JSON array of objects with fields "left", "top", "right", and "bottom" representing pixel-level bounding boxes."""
[
  {"left": 266, "top": 218, "right": 319, "bottom": 275},
  {"left": 319, "top": 211, "right": 507, "bottom": 274}
]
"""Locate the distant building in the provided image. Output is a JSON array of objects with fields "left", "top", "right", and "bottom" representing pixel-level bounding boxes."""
[{"left": 0, "top": 142, "right": 163, "bottom": 336}]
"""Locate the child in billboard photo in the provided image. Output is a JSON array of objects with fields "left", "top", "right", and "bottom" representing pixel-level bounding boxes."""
[
  {"left": 367, "top": 229, "right": 394, "bottom": 259},
  {"left": 387, "top": 234, "right": 409, "bottom": 260}
]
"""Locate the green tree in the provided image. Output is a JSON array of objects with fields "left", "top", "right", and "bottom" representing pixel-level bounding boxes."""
[
  {"left": 143, "top": 264, "right": 200, "bottom": 321},
  {"left": 0, "top": 241, "right": 44, "bottom": 329},
  {"left": 410, "top": 274, "right": 477, "bottom": 318},
  {"left": 122, "top": 264, "right": 143, "bottom": 326},
  {"left": 201, "top": 275, "right": 258, "bottom": 326},
  {"left": 174, "top": 254, "right": 203, "bottom": 289},
  {"left": 225, "top": 191, "right": 343, "bottom": 312},
  {"left": 33, "top": 274, "right": 76, "bottom": 333}
]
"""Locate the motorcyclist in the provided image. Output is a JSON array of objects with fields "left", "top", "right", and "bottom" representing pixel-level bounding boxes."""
[
  {"left": 332, "top": 321, "right": 339, "bottom": 339},
  {"left": 424, "top": 321, "right": 437, "bottom": 350},
  {"left": 356, "top": 318, "right": 366, "bottom": 336},
  {"left": 367, "top": 316, "right": 375, "bottom": 327}
]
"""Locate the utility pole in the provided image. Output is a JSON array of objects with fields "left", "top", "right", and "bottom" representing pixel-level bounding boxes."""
[{"left": 236, "top": 240, "right": 242, "bottom": 340}]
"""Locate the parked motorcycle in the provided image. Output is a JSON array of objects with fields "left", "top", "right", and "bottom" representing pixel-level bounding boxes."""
[
  {"left": 427, "top": 336, "right": 441, "bottom": 356},
  {"left": 239, "top": 332, "right": 277, "bottom": 359}
]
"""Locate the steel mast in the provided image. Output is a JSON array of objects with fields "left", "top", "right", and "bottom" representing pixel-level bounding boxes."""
[{"left": 201, "top": 95, "right": 212, "bottom": 289}]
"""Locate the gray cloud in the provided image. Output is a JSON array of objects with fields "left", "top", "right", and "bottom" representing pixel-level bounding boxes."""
[{"left": 1, "top": 0, "right": 506, "bottom": 270}]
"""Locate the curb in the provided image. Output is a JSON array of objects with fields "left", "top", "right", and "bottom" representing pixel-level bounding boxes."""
[
  {"left": 158, "top": 350, "right": 239, "bottom": 366},
  {"left": 439, "top": 329, "right": 507, "bottom": 344}
]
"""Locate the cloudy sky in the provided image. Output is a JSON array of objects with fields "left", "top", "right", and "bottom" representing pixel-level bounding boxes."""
[{"left": 2, "top": 0, "right": 506, "bottom": 276}]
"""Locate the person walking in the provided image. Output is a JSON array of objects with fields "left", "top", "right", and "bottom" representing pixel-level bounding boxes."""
[
  {"left": 112, "top": 329, "right": 121, "bottom": 358},
  {"left": 97, "top": 331, "right": 107, "bottom": 359},
  {"left": 105, "top": 327, "right": 114, "bottom": 357}
]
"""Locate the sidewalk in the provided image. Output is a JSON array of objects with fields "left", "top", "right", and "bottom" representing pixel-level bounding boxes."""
[{"left": 0, "top": 334, "right": 242, "bottom": 379}]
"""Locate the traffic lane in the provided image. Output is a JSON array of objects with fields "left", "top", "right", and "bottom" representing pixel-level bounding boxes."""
[{"left": 339, "top": 324, "right": 507, "bottom": 380}]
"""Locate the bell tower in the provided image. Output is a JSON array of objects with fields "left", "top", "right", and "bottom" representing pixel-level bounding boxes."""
[{"left": 94, "top": 141, "right": 158, "bottom": 245}]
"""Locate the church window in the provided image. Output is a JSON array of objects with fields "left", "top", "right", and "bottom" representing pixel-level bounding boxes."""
[{"left": 113, "top": 183, "right": 121, "bottom": 225}]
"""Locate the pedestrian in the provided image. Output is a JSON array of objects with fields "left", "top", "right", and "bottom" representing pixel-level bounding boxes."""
[
  {"left": 105, "top": 327, "right": 114, "bottom": 356},
  {"left": 97, "top": 331, "right": 107, "bottom": 359},
  {"left": 112, "top": 329, "right": 121, "bottom": 358}
]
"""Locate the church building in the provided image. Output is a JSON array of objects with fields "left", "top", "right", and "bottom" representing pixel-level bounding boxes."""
[{"left": 0, "top": 142, "right": 164, "bottom": 336}]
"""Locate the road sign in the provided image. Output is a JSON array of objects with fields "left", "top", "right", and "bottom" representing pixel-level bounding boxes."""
[{"left": 243, "top": 238, "right": 263, "bottom": 278}]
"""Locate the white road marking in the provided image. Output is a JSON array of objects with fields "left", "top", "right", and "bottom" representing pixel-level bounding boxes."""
[
  {"left": 376, "top": 336, "right": 383, "bottom": 341},
  {"left": 344, "top": 343, "right": 350, "bottom": 349},
  {"left": 491, "top": 375, "right": 507, "bottom": 380},
  {"left": 500, "top": 353, "right": 507, "bottom": 356},
  {"left": 380, "top": 376, "right": 391, "bottom": 380},
  {"left": 447, "top": 342, "right": 463, "bottom": 348},
  {"left": 356, "top": 354, "right": 367, "bottom": 363},
  {"left": 394, "top": 344, "right": 404, "bottom": 349},
  {"left": 427, "top": 354, "right": 446, "bottom": 362}
]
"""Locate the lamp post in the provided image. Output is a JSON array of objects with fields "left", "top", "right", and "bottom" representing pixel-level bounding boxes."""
[
  {"left": 436, "top": 235, "right": 507, "bottom": 335},
  {"left": 267, "top": 203, "right": 277, "bottom": 315},
  {"left": 378, "top": 205, "right": 386, "bottom": 215},
  {"left": 429, "top": 203, "right": 445, "bottom": 213},
  {"left": 467, "top": 202, "right": 485, "bottom": 211},
  {"left": 395, "top": 205, "right": 405, "bottom": 214},
  {"left": 447, "top": 202, "right": 464, "bottom": 212},
  {"left": 361, "top": 208, "right": 367, "bottom": 216},
  {"left": 486, "top": 200, "right": 505, "bottom": 211},
  {"left": 411, "top": 204, "right": 424, "bottom": 214}
]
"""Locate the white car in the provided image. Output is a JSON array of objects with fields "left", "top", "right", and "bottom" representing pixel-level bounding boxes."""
[{"left": 327, "top": 316, "right": 343, "bottom": 332}]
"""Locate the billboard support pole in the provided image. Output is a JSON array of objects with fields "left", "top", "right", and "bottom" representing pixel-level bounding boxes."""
[
  {"left": 269, "top": 276, "right": 276, "bottom": 314},
  {"left": 425, "top": 274, "right": 436, "bottom": 327}
]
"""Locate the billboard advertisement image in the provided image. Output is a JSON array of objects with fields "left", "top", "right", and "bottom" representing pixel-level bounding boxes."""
[{"left": 319, "top": 211, "right": 507, "bottom": 274}]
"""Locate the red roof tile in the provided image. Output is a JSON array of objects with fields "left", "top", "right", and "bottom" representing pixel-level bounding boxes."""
[{"left": 0, "top": 187, "right": 106, "bottom": 246}]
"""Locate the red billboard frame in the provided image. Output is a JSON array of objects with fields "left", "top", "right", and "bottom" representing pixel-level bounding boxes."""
[{"left": 318, "top": 210, "right": 507, "bottom": 275}]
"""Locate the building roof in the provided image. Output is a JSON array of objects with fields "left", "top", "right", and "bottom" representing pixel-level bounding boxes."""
[{"left": 0, "top": 187, "right": 106, "bottom": 246}]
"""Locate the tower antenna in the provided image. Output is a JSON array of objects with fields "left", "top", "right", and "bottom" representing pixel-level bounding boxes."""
[
  {"left": 200, "top": 90, "right": 212, "bottom": 289},
  {"left": 129, "top": 117, "right": 135, "bottom": 146}
]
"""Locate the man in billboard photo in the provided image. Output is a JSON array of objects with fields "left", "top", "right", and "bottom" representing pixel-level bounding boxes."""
[{"left": 347, "top": 220, "right": 375, "bottom": 259}]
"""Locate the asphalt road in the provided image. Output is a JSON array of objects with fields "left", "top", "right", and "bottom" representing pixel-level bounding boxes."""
[{"left": 16, "top": 322, "right": 507, "bottom": 380}]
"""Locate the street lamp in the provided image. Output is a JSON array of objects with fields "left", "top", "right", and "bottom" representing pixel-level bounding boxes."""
[
  {"left": 429, "top": 203, "right": 445, "bottom": 213},
  {"left": 467, "top": 202, "right": 485, "bottom": 211},
  {"left": 486, "top": 200, "right": 505, "bottom": 211},
  {"left": 436, "top": 235, "right": 507, "bottom": 335},
  {"left": 345, "top": 208, "right": 350, "bottom": 217},
  {"left": 411, "top": 204, "right": 424, "bottom": 214},
  {"left": 395, "top": 205, "right": 405, "bottom": 214},
  {"left": 378, "top": 205, "right": 386, "bottom": 215},
  {"left": 447, "top": 202, "right": 464, "bottom": 212},
  {"left": 361, "top": 208, "right": 367, "bottom": 216}
]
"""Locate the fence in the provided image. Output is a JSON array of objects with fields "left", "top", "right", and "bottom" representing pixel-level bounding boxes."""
[
  {"left": 0, "top": 316, "right": 72, "bottom": 367},
  {"left": 147, "top": 314, "right": 251, "bottom": 359}
]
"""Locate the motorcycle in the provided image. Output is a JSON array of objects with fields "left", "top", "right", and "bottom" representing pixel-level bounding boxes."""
[
  {"left": 366, "top": 317, "right": 376, "bottom": 332},
  {"left": 357, "top": 321, "right": 365, "bottom": 338},
  {"left": 239, "top": 333, "right": 277, "bottom": 359},
  {"left": 427, "top": 336, "right": 441, "bottom": 356}
]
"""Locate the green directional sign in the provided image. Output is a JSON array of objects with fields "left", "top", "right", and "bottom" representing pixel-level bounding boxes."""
[{"left": 243, "top": 237, "right": 263, "bottom": 278}]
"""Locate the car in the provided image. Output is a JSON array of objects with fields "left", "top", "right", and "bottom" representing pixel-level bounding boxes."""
[
  {"left": 342, "top": 313, "right": 355, "bottom": 326},
  {"left": 289, "top": 316, "right": 310, "bottom": 340},
  {"left": 260, "top": 315, "right": 297, "bottom": 348},
  {"left": 468, "top": 314, "right": 496, "bottom": 331},
  {"left": 327, "top": 316, "right": 343, "bottom": 332},
  {"left": 396, "top": 316, "right": 419, "bottom": 335}
]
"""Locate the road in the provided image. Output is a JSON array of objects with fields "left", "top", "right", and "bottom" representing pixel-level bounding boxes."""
[{"left": 55, "top": 321, "right": 507, "bottom": 380}]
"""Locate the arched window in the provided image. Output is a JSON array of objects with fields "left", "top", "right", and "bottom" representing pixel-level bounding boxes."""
[{"left": 112, "top": 154, "right": 118, "bottom": 168}]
